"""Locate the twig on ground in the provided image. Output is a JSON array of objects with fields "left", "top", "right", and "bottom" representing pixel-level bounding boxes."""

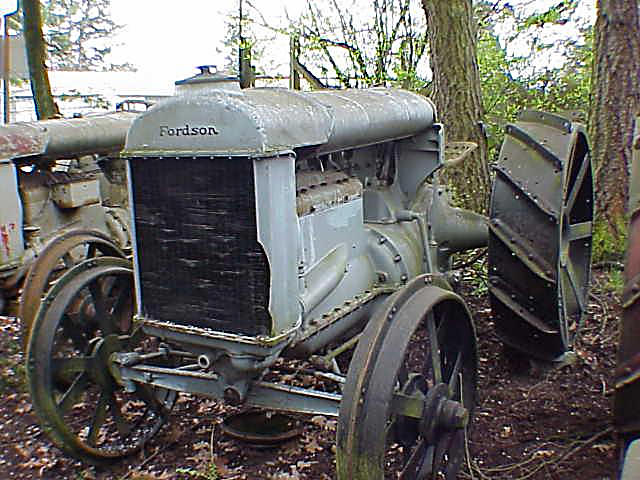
[
  {"left": 119, "top": 442, "right": 173, "bottom": 480},
  {"left": 593, "top": 261, "right": 624, "bottom": 271},
  {"left": 453, "top": 248, "right": 488, "bottom": 271},
  {"left": 464, "top": 427, "right": 614, "bottom": 480},
  {"left": 464, "top": 425, "right": 476, "bottom": 480}
]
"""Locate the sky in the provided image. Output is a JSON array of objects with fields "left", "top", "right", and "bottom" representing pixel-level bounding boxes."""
[{"left": 109, "top": 0, "right": 302, "bottom": 91}]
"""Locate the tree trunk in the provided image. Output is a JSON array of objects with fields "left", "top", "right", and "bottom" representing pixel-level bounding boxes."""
[
  {"left": 22, "top": 0, "right": 59, "bottom": 119},
  {"left": 589, "top": 0, "right": 640, "bottom": 246},
  {"left": 422, "top": 0, "right": 489, "bottom": 213}
]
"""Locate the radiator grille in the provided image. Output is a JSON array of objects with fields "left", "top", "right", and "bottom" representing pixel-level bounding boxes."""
[{"left": 130, "top": 156, "right": 271, "bottom": 336}]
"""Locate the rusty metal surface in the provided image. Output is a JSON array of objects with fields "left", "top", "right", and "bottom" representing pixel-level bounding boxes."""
[
  {"left": 0, "top": 162, "right": 23, "bottom": 267},
  {"left": 615, "top": 116, "right": 640, "bottom": 435},
  {"left": 489, "top": 110, "right": 593, "bottom": 361},
  {"left": 337, "top": 276, "right": 477, "bottom": 479},
  {"left": 296, "top": 171, "right": 362, "bottom": 216},
  {"left": 0, "top": 111, "right": 137, "bottom": 163},
  {"left": 26, "top": 256, "right": 176, "bottom": 463}
]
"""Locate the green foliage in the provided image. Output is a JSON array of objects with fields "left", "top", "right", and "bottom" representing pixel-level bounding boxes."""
[
  {"left": 218, "top": 2, "right": 272, "bottom": 77},
  {"left": 592, "top": 216, "right": 627, "bottom": 263},
  {"left": 43, "top": 0, "right": 131, "bottom": 71},
  {"left": 0, "top": 332, "right": 25, "bottom": 395},
  {"left": 519, "top": 0, "right": 579, "bottom": 29},
  {"left": 475, "top": 1, "right": 593, "bottom": 163},
  {"left": 14, "top": 0, "right": 130, "bottom": 71},
  {"left": 290, "top": 0, "right": 428, "bottom": 88},
  {"left": 176, "top": 463, "right": 219, "bottom": 480},
  {"left": 603, "top": 267, "right": 624, "bottom": 295}
]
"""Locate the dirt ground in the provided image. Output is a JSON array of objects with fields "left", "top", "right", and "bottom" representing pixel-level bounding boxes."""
[{"left": 0, "top": 266, "right": 621, "bottom": 480}]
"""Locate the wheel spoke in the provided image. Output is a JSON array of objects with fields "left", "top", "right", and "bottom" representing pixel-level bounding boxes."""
[
  {"left": 108, "top": 394, "right": 133, "bottom": 438},
  {"left": 88, "top": 281, "right": 115, "bottom": 336},
  {"left": 87, "top": 243, "right": 98, "bottom": 258},
  {"left": 399, "top": 438, "right": 429, "bottom": 479},
  {"left": 447, "top": 352, "right": 463, "bottom": 397},
  {"left": 110, "top": 281, "right": 132, "bottom": 323},
  {"left": 87, "top": 391, "right": 110, "bottom": 447},
  {"left": 562, "top": 260, "right": 586, "bottom": 313},
  {"left": 427, "top": 312, "right": 442, "bottom": 385},
  {"left": 565, "top": 153, "right": 590, "bottom": 214},
  {"left": 444, "top": 431, "right": 465, "bottom": 480},
  {"left": 61, "top": 252, "right": 75, "bottom": 269},
  {"left": 432, "top": 430, "right": 454, "bottom": 474},
  {"left": 135, "top": 383, "right": 170, "bottom": 420},
  {"left": 57, "top": 372, "right": 90, "bottom": 413},
  {"left": 567, "top": 221, "right": 592, "bottom": 242},
  {"left": 52, "top": 356, "right": 90, "bottom": 379}
]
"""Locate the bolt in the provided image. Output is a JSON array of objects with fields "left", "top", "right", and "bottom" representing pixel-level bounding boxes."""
[
  {"left": 441, "top": 400, "right": 469, "bottom": 430},
  {"left": 223, "top": 387, "right": 243, "bottom": 405}
]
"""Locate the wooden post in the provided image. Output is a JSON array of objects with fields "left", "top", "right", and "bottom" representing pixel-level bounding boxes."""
[
  {"left": 289, "top": 36, "right": 300, "bottom": 90},
  {"left": 2, "top": 15, "right": 10, "bottom": 123}
]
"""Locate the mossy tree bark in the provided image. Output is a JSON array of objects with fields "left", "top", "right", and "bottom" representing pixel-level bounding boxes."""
[
  {"left": 589, "top": 0, "right": 640, "bottom": 246},
  {"left": 22, "top": 0, "right": 59, "bottom": 119},
  {"left": 422, "top": 0, "right": 489, "bottom": 213}
]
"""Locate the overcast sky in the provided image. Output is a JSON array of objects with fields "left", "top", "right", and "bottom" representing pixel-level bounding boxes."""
[{"left": 109, "top": 0, "right": 301, "bottom": 90}]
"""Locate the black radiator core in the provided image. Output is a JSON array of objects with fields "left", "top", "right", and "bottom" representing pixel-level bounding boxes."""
[{"left": 130, "top": 156, "right": 271, "bottom": 336}]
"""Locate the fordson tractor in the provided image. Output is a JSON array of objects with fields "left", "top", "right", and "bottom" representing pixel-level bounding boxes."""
[
  {"left": 0, "top": 111, "right": 139, "bottom": 346},
  {"left": 23, "top": 71, "right": 593, "bottom": 479}
]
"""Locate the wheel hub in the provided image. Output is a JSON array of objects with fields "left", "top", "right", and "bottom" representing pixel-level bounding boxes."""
[
  {"left": 420, "top": 383, "right": 468, "bottom": 442},
  {"left": 87, "top": 334, "right": 126, "bottom": 389}
]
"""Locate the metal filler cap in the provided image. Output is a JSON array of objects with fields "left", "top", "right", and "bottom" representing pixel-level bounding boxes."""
[{"left": 174, "top": 65, "right": 241, "bottom": 94}]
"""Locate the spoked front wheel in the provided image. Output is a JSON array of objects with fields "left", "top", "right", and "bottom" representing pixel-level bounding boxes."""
[
  {"left": 26, "top": 256, "right": 175, "bottom": 464},
  {"left": 19, "top": 230, "right": 126, "bottom": 348},
  {"left": 337, "top": 277, "right": 477, "bottom": 479}
]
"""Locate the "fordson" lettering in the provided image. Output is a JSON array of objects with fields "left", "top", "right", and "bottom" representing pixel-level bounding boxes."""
[{"left": 159, "top": 125, "right": 219, "bottom": 137}]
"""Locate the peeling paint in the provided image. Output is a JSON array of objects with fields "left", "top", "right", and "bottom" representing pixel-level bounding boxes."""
[{"left": 0, "top": 224, "right": 10, "bottom": 258}]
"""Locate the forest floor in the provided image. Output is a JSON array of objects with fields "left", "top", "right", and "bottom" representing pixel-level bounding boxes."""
[{"left": 0, "top": 266, "right": 621, "bottom": 480}]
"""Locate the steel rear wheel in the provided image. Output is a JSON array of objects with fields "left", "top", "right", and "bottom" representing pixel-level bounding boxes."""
[
  {"left": 26, "top": 256, "right": 175, "bottom": 464},
  {"left": 20, "top": 230, "right": 125, "bottom": 349},
  {"left": 489, "top": 110, "right": 593, "bottom": 361},
  {"left": 337, "top": 277, "right": 477, "bottom": 479}
]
